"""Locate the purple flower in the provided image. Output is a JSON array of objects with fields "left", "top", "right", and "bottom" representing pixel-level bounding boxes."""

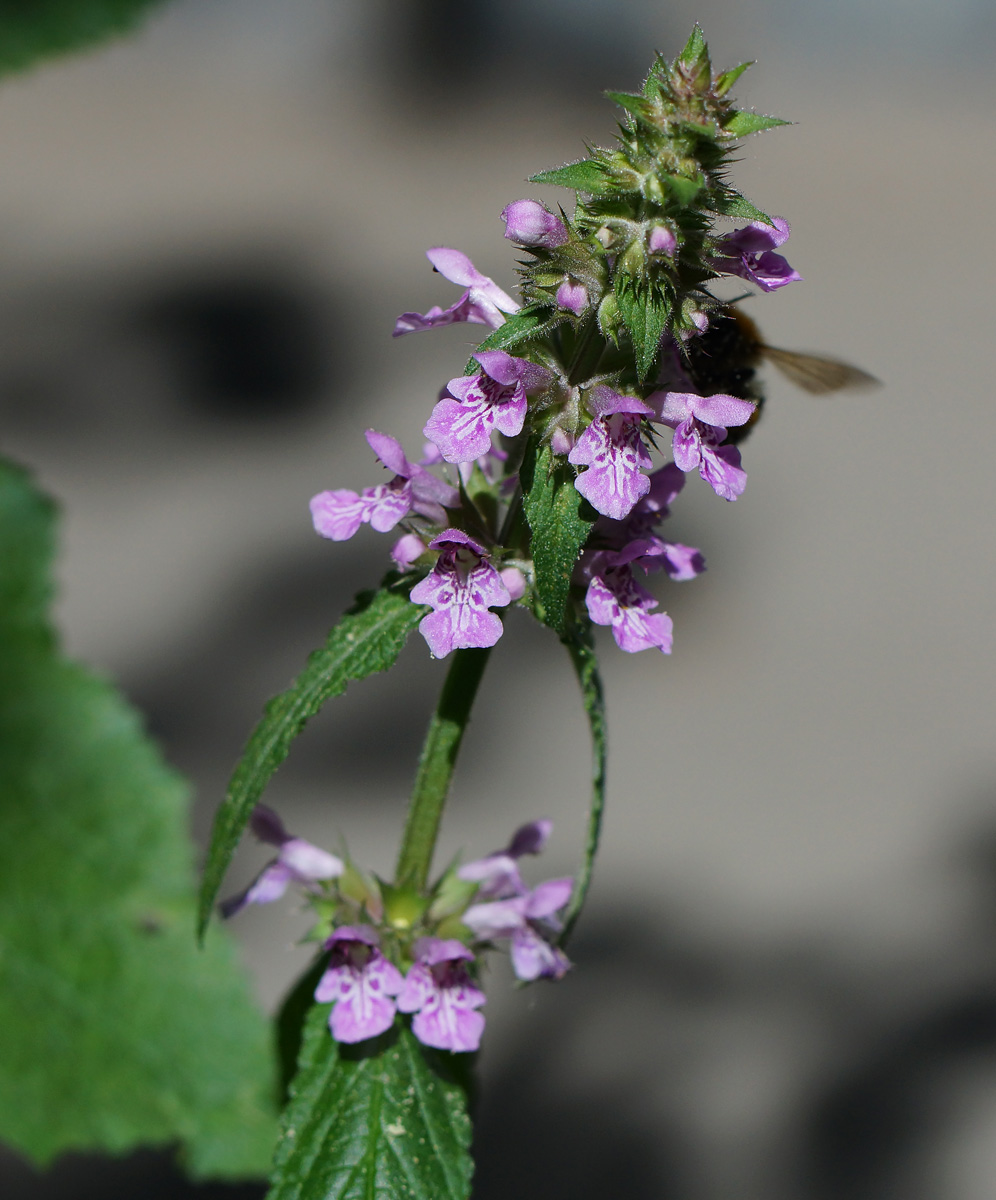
[
  {"left": 390, "top": 532, "right": 427, "bottom": 570},
  {"left": 648, "top": 391, "right": 755, "bottom": 501},
  {"left": 397, "top": 938, "right": 486, "bottom": 1053},
  {"left": 464, "top": 878, "right": 573, "bottom": 982},
  {"left": 556, "top": 278, "right": 588, "bottom": 315},
  {"left": 424, "top": 350, "right": 552, "bottom": 464},
  {"left": 393, "top": 248, "right": 519, "bottom": 336},
  {"left": 568, "top": 386, "right": 654, "bottom": 520},
  {"left": 314, "top": 926, "right": 404, "bottom": 1044},
  {"left": 458, "top": 819, "right": 553, "bottom": 899},
  {"left": 220, "top": 806, "right": 343, "bottom": 918},
  {"left": 584, "top": 547, "right": 674, "bottom": 654},
  {"left": 501, "top": 199, "right": 569, "bottom": 248},
  {"left": 409, "top": 529, "right": 512, "bottom": 658},
  {"left": 593, "top": 466, "right": 706, "bottom": 583},
  {"left": 310, "top": 430, "right": 458, "bottom": 541},
  {"left": 712, "top": 217, "right": 802, "bottom": 292}
]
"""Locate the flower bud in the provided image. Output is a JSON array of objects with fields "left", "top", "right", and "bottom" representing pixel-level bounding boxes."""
[
  {"left": 501, "top": 199, "right": 569, "bottom": 248},
  {"left": 647, "top": 224, "right": 677, "bottom": 257},
  {"left": 556, "top": 278, "right": 588, "bottom": 315}
]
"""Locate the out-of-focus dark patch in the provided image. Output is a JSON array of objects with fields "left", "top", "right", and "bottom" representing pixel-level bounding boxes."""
[
  {"left": 0, "top": 1146, "right": 265, "bottom": 1200},
  {"left": 142, "top": 274, "right": 332, "bottom": 420}
]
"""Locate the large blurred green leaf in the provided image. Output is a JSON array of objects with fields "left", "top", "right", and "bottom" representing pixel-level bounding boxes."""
[
  {"left": 0, "top": 0, "right": 167, "bottom": 77},
  {"left": 0, "top": 459, "right": 276, "bottom": 1175},
  {"left": 269, "top": 1006, "right": 473, "bottom": 1200}
]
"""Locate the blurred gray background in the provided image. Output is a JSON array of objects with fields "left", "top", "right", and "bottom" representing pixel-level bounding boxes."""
[{"left": 1, "top": 0, "right": 995, "bottom": 1196}]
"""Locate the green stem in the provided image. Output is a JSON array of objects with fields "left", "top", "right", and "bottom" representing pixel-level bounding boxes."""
[{"left": 395, "top": 647, "right": 492, "bottom": 890}]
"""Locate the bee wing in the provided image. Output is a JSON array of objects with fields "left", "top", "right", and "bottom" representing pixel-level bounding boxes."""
[{"left": 761, "top": 346, "right": 880, "bottom": 395}]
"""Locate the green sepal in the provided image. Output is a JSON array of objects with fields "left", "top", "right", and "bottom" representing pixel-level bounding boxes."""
[
  {"left": 714, "top": 61, "right": 753, "bottom": 95},
  {"left": 198, "top": 581, "right": 426, "bottom": 939},
  {"left": 268, "top": 1011, "right": 474, "bottom": 1200},
  {"left": 380, "top": 880, "right": 430, "bottom": 933},
  {"left": 605, "top": 90, "right": 655, "bottom": 124},
  {"left": 529, "top": 159, "right": 612, "bottom": 195},
  {"left": 722, "top": 111, "right": 790, "bottom": 137},
  {"left": 641, "top": 52, "right": 668, "bottom": 98},
  {"left": 679, "top": 24, "right": 708, "bottom": 67},
  {"left": 708, "top": 190, "right": 775, "bottom": 226},
  {"left": 521, "top": 441, "right": 596, "bottom": 635},
  {"left": 661, "top": 171, "right": 705, "bottom": 206},
  {"left": 614, "top": 276, "right": 670, "bottom": 381},
  {"left": 558, "top": 625, "right": 607, "bottom": 943}
]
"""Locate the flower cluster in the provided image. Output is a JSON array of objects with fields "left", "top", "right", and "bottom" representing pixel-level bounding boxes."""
[
  {"left": 308, "top": 32, "right": 799, "bottom": 663},
  {"left": 222, "top": 808, "right": 571, "bottom": 1053}
]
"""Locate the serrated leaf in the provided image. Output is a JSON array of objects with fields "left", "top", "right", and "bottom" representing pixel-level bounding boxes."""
[
  {"left": 466, "top": 307, "right": 552, "bottom": 370},
  {"left": 0, "top": 0, "right": 166, "bottom": 78},
  {"left": 0, "top": 459, "right": 277, "bottom": 1175},
  {"left": 722, "top": 111, "right": 790, "bottom": 137},
  {"left": 521, "top": 441, "right": 596, "bottom": 635},
  {"left": 714, "top": 60, "right": 753, "bottom": 95},
  {"left": 614, "top": 277, "right": 669, "bottom": 381},
  {"left": 529, "top": 159, "right": 612, "bottom": 195},
  {"left": 708, "top": 191, "right": 775, "bottom": 226},
  {"left": 268, "top": 1009, "right": 473, "bottom": 1200},
  {"left": 559, "top": 626, "right": 607, "bottom": 942},
  {"left": 198, "top": 585, "right": 425, "bottom": 937}
]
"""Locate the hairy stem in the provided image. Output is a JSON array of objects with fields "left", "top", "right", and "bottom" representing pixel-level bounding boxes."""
[{"left": 395, "top": 647, "right": 492, "bottom": 890}]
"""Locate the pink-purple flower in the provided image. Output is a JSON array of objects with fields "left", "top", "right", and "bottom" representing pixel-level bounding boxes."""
[
  {"left": 712, "top": 217, "right": 802, "bottom": 292},
  {"left": 457, "top": 819, "right": 553, "bottom": 899},
  {"left": 648, "top": 390, "right": 755, "bottom": 501},
  {"left": 424, "top": 350, "right": 552, "bottom": 464},
  {"left": 463, "top": 878, "right": 573, "bottom": 982},
  {"left": 409, "top": 529, "right": 512, "bottom": 658},
  {"left": 220, "top": 806, "right": 343, "bottom": 918},
  {"left": 501, "top": 199, "right": 569, "bottom": 248},
  {"left": 310, "top": 430, "right": 458, "bottom": 541},
  {"left": 583, "top": 546, "right": 675, "bottom": 654},
  {"left": 393, "top": 248, "right": 519, "bottom": 336},
  {"left": 397, "top": 938, "right": 486, "bottom": 1053},
  {"left": 314, "top": 926, "right": 404, "bottom": 1044},
  {"left": 568, "top": 386, "right": 654, "bottom": 521}
]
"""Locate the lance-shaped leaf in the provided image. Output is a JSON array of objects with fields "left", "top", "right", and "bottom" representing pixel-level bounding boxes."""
[
  {"left": 559, "top": 626, "right": 607, "bottom": 942},
  {"left": 707, "top": 190, "right": 775, "bottom": 226},
  {"left": 465, "top": 307, "right": 558, "bottom": 372},
  {"left": 529, "top": 159, "right": 612, "bottom": 195},
  {"left": 0, "top": 460, "right": 276, "bottom": 1175},
  {"left": 521, "top": 441, "right": 596, "bottom": 635},
  {"left": 268, "top": 1009, "right": 473, "bottom": 1200},
  {"left": 198, "top": 584, "right": 425, "bottom": 937},
  {"left": 722, "top": 111, "right": 790, "bottom": 137},
  {"left": 614, "top": 276, "right": 669, "bottom": 381}
]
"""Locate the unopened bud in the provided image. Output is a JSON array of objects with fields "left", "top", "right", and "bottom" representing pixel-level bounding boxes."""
[
  {"left": 647, "top": 224, "right": 677, "bottom": 257},
  {"left": 556, "top": 278, "right": 588, "bottom": 315},
  {"left": 501, "top": 199, "right": 569, "bottom": 248}
]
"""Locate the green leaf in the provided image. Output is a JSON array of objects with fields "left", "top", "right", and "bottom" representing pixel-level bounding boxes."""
[
  {"left": 529, "top": 159, "right": 611, "bottom": 195},
  {"left": 521, "top": 441, "right": 596, "bottom": 635},
  {"left": 714, "top": 60, "right": 753, "bottom": 96},
  {"left": 614, "top": 277, "right": 669, "bottom": 381},
  {"left": 0, "top": 459, "right": 276, "bottom": 1175},
  {"left": 722, "top": 111, "right": 790, "bottom": 137},
  {"left": 199, "top": 584, "right": 425, "bottom": 937},
  {"left": 268, "top": 1010, "right": 473, "bottom": 1200},
  {"left": 466, "top": 307, "right": 554, "bottom": 370},
  {"left": 559, "top": 626, "right": 607, "bottom": 943},
  {"left": 0, "top": 0, "right": 167, "bottom": 78},
  {"left": 708, "top": 190, "right": 775, "bottom": 226}
]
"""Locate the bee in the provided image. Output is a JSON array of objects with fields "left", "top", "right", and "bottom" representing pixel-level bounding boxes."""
[{"left": 683, "top": 306, "right": 879, "bottom": 444}]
